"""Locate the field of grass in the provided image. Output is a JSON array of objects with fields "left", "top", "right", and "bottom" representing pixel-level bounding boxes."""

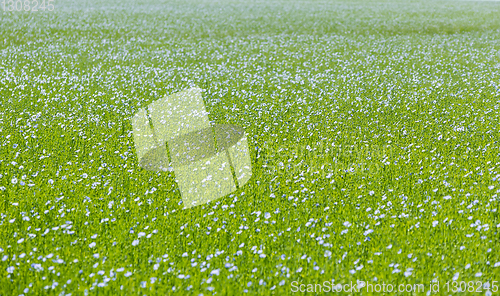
[{"left": 1, "top": 0, "right": 500, "bottom": 294}]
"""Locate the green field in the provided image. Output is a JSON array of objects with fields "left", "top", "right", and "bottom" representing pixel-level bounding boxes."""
[{"left": 1, "top": 0, "right": 500, "bottom": 294}]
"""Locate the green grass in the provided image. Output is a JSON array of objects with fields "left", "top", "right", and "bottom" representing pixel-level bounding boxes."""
[{"left": 1, "top": 0, "right": 500, "bottom": 294}]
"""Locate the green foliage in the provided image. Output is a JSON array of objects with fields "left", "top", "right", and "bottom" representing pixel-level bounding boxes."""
[{"left": 1, "top": 0, "right": 500, "bottom": 295}]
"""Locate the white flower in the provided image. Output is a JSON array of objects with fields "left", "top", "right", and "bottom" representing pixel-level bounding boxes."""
[
  {"left": 89, "top": 242, "right": 96, "bottom": 248},
  {"left": 210, "top": 269, "right": 220, "bottom": 276},
  {"left": 31, "top": 263, "right": 43, "bottom": 272},
  {"left": 324, "top": 250, "right": 332, "bottom": 257},
  {"left": 124, "top": 271, "right": 132, "bottom": 277},
  {"left": 7, "top": 266, "right": 14, "bottom": 273},
  {"left": 132, "top": 240, "right": 139, "bottom": 246},
  {"left": 264, "top": 212, "right": 271, "bottom": 219},
  {"left": 404, "top": 268, "right": 413, "bottom": 277},
  {"left": 11, "top": 178, "right": 18, "bottom": 184}
]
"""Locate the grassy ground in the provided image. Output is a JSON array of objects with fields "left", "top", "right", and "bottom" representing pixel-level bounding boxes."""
[{"left": 1, "top": 0, "right": 500, "bottom": 295}]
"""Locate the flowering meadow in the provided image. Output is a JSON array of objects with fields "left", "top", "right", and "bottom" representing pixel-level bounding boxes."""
[{"left": 1, "top": 0, "right": 500, "bottom": 294}]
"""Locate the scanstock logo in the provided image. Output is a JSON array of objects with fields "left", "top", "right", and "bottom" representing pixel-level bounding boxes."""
[{"left": 132, "top": 87, "right": 252, "bottom": 208}]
